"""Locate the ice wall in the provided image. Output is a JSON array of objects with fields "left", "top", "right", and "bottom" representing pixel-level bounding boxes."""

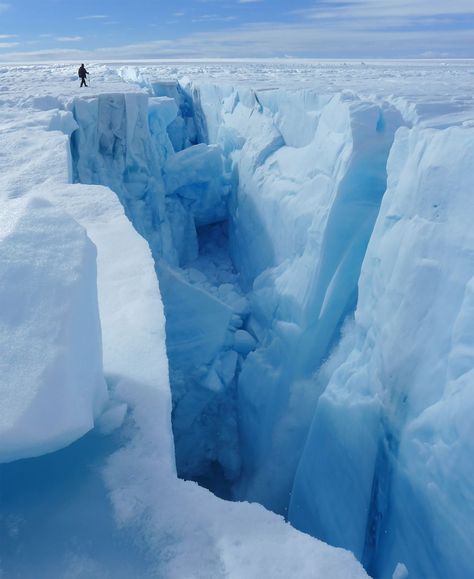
[
  {"left": 289, "top": 125, "right": 474, "bottom": 579},
  {"left": 69, "top": 73, "right": 474, "bottom": 579},
  {"left": 70, "top": 93, "right": 177, "bottom": 263},
  {"left": 187, "top": 81, "right": 403, "bottom": 512},
  {"left": 69, "top": 90, "right": 244, "bottom": 491},
  {"left": 152, "top": 80, "right": 474, "bottom": 579}
]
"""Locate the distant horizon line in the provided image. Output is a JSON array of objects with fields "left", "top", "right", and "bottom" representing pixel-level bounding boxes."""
[{"left": 1, "top": 56, "right": 474, "bottom": 65}]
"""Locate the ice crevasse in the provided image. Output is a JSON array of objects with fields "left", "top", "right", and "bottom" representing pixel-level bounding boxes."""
[
  {"left": 0, "top": 92, "right": 369, "bottom": 577},
  {"left": 1, "top": 63, "right": 473, "bottom": 579},
  {"left": 69, "top": 74, "right": 474, "bottom": 578}
]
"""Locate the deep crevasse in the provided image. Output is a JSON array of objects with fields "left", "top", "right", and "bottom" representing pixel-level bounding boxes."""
[
  {"left": 0, "top": 81, "right": 368, "bottom": 579},
  {"left": 70, "top": 89, "right": 246, "bottom": 495},
  {"left": 70, "top": 73, "right": 474, "bottom": 579}
]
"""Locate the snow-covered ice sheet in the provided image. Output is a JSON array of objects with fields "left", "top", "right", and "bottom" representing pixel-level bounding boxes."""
[{"left": 1, "top": 59, "right": 473, "bottom": 578}]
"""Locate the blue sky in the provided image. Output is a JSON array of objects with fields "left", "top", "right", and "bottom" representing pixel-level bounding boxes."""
[{"left": 0, "top": 0, "right": 473, "bottom": 61}]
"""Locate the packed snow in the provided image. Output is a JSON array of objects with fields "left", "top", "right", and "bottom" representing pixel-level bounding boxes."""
[
  {"left": 0, "top": 196, "right": 107, "bottom": 463},
  {"left": 0, "top": 59, "right": 473, "bottom": 578}
]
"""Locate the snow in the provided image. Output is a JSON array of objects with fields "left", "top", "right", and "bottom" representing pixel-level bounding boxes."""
[
  {"left": 103, "top": 376, "right": 369, "bottom": 579},
  {"left": 1, "top": 59, "right": 473, "bottom": 578},
  {"left": 0, "top": 197, "right": 107, "bottom": 462}
]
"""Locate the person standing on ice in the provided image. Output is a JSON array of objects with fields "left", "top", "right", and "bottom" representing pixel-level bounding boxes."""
[{"left": 78, "top": 64, "right": 89, "bottom": 87}]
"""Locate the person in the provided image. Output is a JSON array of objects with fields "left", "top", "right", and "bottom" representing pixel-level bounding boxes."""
[{"left": 78, "top": 64, "right": 89, "bottom": 87}]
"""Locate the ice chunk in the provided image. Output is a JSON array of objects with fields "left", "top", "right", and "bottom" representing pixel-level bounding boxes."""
[
  {"left": 392, "top": 563, "right": 408, "bottom": 579},
  {"left": 150, "top": 80, "right": 198, "bottom": 150},
  {"left": 96, "top": 402, "right": 128, "bottom": 435},
  {"left": 35, "top": 182, "right": 172, "bottom": 454},
  {"left": 215, "top": 350, "right": 238, "bottom": 385},
  {"left": 158, "top": 262, "right": 233, "bottom": 371},
  {"left": 149, "top": 96, "right": 178, "bottom": 128},
  {"left": 164, "top": 143, "right": 230, "bottom": 227},
  {"left": 148, "top": 96, "right": 178, "bottom": 160},
  {"left": 233, "top": 329, "right": 257, "bottom": 355},
  {"left": 0, "top": 197, "right": 107, "bottom": 463}
]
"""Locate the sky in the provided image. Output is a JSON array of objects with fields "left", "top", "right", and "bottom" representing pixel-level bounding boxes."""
[{"left": 0, "top": 0, "right": 473, "bottom": 61}]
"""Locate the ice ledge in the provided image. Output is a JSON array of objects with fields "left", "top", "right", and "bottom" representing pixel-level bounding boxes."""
[{"left": 0, "top": 196, "right": 107, "bottom": 463}]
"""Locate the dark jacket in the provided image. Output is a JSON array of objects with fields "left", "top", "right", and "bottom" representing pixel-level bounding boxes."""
[{"left": 78, "top": 66, "right": 88, "bottom": 79}]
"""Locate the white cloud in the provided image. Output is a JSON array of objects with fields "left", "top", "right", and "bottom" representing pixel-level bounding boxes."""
[
  {"left": 284, "top": 0, "right": 474, "bottom": 42},
  {"left": 0, "top": 42, "right": 18, "bottom": 48},
  {"left": 77, "top": 15, "right": 108, "bottom": 21},
  {"left": 56, "top": 36, "right": 83, "bottom": 42},
  {"left": 0, "top": 1, "right": 473, "bottom": 62},
  {"left": 297, "top": 0, "right": 474, "bottom": 23},
  {"left": 0, "top": 34, "right": 16, "bottom": 39},
  {"left": 192, "top": 14, "right": 237, "bottom": 22},
  {"left": 0, "top": 19, "right": 472, "bottom": 62}
]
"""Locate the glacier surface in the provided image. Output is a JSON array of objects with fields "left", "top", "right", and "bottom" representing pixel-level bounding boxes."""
[{"left": 1, "top": 60, "right": 474, "bottom": 578}]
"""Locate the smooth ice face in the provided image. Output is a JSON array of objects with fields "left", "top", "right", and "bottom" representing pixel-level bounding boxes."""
[
  {"left": 0, "top": 197, "right": 107, "bottom": 463},
  {"left": 289, "top": 125, "right": 474, "bottom": 579}
]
